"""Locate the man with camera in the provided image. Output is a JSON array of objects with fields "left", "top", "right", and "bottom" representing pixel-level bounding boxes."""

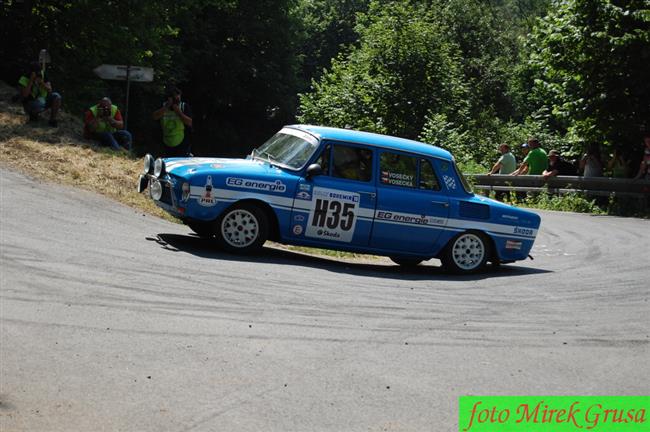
[
  {"left": 83, "top": 97, "right": 132, "bottom": 151},
  {"left": 18, "top": 61, "right": 62, "bottom": 127},
  {"left": 152, "top": 85, "right": 193, "bottom": 157}
]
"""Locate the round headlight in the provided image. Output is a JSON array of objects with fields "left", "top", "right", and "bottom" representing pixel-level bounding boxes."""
[
  {"left": 150, "top": 179, "right": 163, "bottom": 200},
  {"left": 137, "top": 174, "right": 148, "bottom": 193},
  {"left": 153, "top": 158, "right": 166, "bottom": 178},
  {"left": 143, "top": 154, "right": 154, "bottom": 174}
]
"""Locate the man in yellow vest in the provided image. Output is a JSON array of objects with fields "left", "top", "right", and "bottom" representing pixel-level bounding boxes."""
[
  {"left": 83, "top": 97, "right": 132, "bottom": 151},
  {"left": 18, "top": 62, "right": 62, "bottom": 127},
  {"left": 152, "top": 85, "right": 193, "bottom": 157}
]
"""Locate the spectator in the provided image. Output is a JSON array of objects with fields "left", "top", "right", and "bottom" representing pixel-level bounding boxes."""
[
  {"left": 84, "top": 97, "right": 132, "bottom": 151},
  {"left": 543, "top": 149, "right": 576, "bottom": 179},
  {"left": 511, "top": 137, "right": 548, "bottom": 176},
  {"left": 633, "top": 132, "right": 650, "bottom": 180},
  {"left": 152, "top": 85, "right": 193, "bottom": 157},
  {"left": 607, "top": 148, "right": 628, "bottom": 178},
  {"left": 579, "top": 143, "right": 603, "bottom": 177},
  {"left": 17, "top": 61, "right": 61, "bottom": 127},
  {"left": 488, "top": 144, "right": 517, "bottom": 175},
  {"left": 513, "top": 143, "right": 530, "bottom": 174}
]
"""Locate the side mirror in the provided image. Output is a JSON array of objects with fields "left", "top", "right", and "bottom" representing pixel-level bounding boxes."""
[{"left": 306, "top": 163, "right": 323, "bottom": 179}]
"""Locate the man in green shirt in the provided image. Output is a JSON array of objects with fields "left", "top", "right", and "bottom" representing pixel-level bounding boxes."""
[{"left": 512, "top": 138, "right": 548, "bottom": 175}]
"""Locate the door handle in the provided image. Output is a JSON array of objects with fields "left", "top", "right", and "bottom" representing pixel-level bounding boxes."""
[
  {"left": 431, "top": 200, "right": 449, "bottom": 207},
  {"left": 357, "top": 191, "right": 376, "bottom": 199}
]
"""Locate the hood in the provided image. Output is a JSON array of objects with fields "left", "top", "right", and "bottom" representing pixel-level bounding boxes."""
[{"left": 163, "top": 157, "right": 295, "bottom": 179}]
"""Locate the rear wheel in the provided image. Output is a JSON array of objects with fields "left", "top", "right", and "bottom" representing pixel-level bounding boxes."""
[
  {"left": 390, "top": 257, "right": 423, "bottom": 267},
  {"left": 441, "top": 231, "right": 489, "bottom": 274},
  {"left": 215, "top": 203, "right": 268, "bottom": 254}
]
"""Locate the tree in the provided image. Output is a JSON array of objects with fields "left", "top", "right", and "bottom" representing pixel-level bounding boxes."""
[
  {"left": 172, "top": 0, "right": 304, "bottom": 156},
  {"left": 297, "top": 0, "right": 370, "bottom": 83},
  {"left": 299, "top": 1, "right": 468, "bottom": 140},
  {"left": 522, "top": 0, "right": 650, "bottom": 158}
]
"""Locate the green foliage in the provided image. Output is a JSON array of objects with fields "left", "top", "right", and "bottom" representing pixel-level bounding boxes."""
[
  {"left": 300, "top": 0, "right": 546, "bottom": 168},
  {"left": 172, "top": 0, "right": 304, "bottom": 155},
  {"left": 520, "top": 0, "right": 650, "bottom": 159},
  {"left": 299, "top": 1, "right": 469, "bottom": 139},
  {"left": 501, "top": 191, "right": 605, "bottom": 214},
  {"left": 297, "top": 0, "right": 370, "bottom": 82},
  {"left": 1, "top": 1, "right": 179, "bottom": 110}
]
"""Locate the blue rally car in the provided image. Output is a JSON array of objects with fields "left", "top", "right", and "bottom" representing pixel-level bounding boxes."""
[{"left": 138, "top": 125, "right": 540, "bottom": 273}]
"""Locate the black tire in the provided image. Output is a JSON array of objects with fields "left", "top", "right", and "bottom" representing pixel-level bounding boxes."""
[
  {"left": 186, "top": 221, "right": 214, "bottom": 238},
  {"left": 390, "top": 257, "right": 424, "bottom": 267},
  {"left": 440, "top": 231, "right": 490, "bottom": 274},
  {"left": 215, "top": 202, "right": 268, "bottom": 254}
]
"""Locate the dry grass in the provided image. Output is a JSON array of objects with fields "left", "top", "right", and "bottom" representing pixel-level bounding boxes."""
[{"left": 0, "top": 81, "right": 173, "bottom": 222}]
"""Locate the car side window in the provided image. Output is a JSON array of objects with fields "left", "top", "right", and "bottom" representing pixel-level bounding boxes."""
[
  {"left": 331, "top": 144, "right": 373, "bottom": 182},
  {"left": 317, "top": 144, "right": 331, "bottom": 175},
  {"left": 419, "top": 159, "right": 441, "bottom": 191},
  {"left": 379, "top": 152, "right": 417, "bottom": 188}
]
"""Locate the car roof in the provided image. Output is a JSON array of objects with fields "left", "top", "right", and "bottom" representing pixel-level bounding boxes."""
[{"left": 288, "top": 124, "right": 453, "bottom": 161}]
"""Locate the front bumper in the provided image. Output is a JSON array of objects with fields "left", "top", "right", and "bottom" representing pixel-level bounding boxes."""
[{"left": 138, "top": 174, "right": 182, "bottom": 215}]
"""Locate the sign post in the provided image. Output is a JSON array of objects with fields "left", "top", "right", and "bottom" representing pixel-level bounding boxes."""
[
  {"left": 38, "top": 49, "right": 51, "bottom": 79},
  {"left": 93, "top": 64, "right": 154, "bottom": 129}
]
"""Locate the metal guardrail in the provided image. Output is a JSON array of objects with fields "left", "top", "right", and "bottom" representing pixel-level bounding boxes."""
[{"left": 468, "top": 175, "right": 650, "bottom": 198}]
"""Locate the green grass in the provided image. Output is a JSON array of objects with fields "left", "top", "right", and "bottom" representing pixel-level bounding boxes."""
[{"left": 496, "top": 190, "right": 606, "bottom": 214}]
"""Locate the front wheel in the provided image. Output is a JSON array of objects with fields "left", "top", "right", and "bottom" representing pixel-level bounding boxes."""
[
  {"left": 215, "top": 203, "right": 268, "bottom": 254},
  {"left": 440, "top": 231, "right": 490, "bottom": 274}
]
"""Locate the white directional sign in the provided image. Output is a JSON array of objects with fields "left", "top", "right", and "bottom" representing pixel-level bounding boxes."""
[{"left": 93, "top": 64, "right": 154, "bottom": 82}]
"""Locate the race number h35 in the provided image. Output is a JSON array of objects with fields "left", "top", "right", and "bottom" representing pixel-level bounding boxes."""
[
  {"left": 305, "top": 188, "right": 360, "bottom": 243},
  {"left": 312, "top": 198, "right": 355, "bottom": 231}
]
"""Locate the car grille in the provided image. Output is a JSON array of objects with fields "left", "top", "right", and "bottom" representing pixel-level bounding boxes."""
[{"left": 160, "top": 182, "right": 173, "bottom": 205}]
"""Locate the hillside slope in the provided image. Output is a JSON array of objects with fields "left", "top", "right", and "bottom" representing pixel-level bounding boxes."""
[{"left": 0, "top": 81, "right": 169, "bottom": 219}]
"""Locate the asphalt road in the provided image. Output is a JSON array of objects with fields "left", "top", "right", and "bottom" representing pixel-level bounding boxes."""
[{"left": 1, "top": 167, "right": 648, "bottom": 431}]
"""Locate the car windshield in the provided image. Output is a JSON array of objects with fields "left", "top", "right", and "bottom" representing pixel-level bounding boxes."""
[{"left": 252, "top": 128, "right": 320, "bottom": 170}]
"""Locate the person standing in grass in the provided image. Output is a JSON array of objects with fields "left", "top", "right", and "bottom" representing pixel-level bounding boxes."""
[
  {"left": 152, "top": 85, "right": 193, "bottom": 157},
  {"left": 83, "top": 97, "right": 132, "bottom": 151},
  {"left": 511, "top": 137, "right": 548, "bottom": 176},
  {"left": 579, "top": 143, "right": 603, "bottom": 177}
]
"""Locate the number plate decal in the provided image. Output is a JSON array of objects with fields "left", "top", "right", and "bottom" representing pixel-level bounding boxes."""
[{"left": 305, "top": 187, "right": 360, "bottom": 242}]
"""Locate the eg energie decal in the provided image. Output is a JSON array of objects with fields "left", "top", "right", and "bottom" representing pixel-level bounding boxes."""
[
  {"left": 226, "top": 177, "right": 287, "bottom": 193},
  {"left": 305, "top": 187, "right": 359, "bottom": 242}
]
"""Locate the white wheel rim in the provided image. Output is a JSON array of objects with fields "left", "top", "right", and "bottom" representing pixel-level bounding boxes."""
[
  {"left": 221, "top": 209, "right": 259, "bottom": 248},
  {"left": 451, "top": 233, "right": 485, "bottom": 271}
]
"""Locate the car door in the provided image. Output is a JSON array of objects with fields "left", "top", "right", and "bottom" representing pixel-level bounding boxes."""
[
  {"left": 370, "top": 151, "right": 449, "bottom": 254},
  {"left": 289, "top": 142, "right": 376, "bottom": 246}
]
